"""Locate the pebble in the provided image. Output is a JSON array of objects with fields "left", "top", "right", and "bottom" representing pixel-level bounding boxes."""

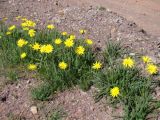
[{"left": 30, "top": 106, "right": 38, "bottom": 114}]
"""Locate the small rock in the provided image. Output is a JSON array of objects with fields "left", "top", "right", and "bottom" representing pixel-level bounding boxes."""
[
  {"left": 30, "top": 106, "right": 38, "bottom": 114},
  {"left": 129, "top": 53, "right": 136, "bottom": 56}
]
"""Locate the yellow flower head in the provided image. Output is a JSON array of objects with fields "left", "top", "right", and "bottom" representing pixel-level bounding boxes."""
[
  {"left": 64, "top": 38, "right": 74, "bottom": 47},
  {"left": 45, "top": 44, "right": 53, "bottom": 53},
  {"left": 21, "top": 18, "right": 28, "bottom": 21},
  {"left": 3, "top": 17, "right": 8, "bottom": 21},
  {"left": 20, "top": 52, "right": 27, "bottom": 59},
  {"left": 8, "top": 25, "right": 16, "bottom": 31},
  {"left": 17, "top": 38, "right": 28, "bottom": 47},
  {"left": 85, "top": 39, "right": 93, "bottom": 45},
  {"left": 6, "top": 31, "right": 11, "bottom": 35},
  {"left": 58, "top": 61, "right": 68, "bottom": 70},
  {"left": 23, "top": 27, "right": 29, "bottom": 31},
  {"left": 61, "top": 32, "right": 67, "bottom": 36},
  {"left": 47, "top": 24, "right": 55, "bottom": 30},
  {"left": 40, "top": 44, "right": 53, "bottom": 53},
  {"left": 92, "top": 61, "right": 102, "bottom": 70},
  {"left": 122, "top": 57, "right": 134, "bottom": 68},
  {"left": 28, "top": 29, "right": 36, "bottom": 37},
  {"left": 40, "top": 45, "right": 46, "bottom": 53},
  {"left": 32, "top": 43, "right": 40, "bottom": 51},
  {"left": 79, "top": 29, "right": 86, "bottom": 34},
  {"left": 146, "top": 64, "right": 158, "bottom": 75},
  {"left": 110, "top": 87, "right": 120, "bottom": 98},
  {"left": 54, "top": 38, "right": 62, "bottom": 45},
  {"left": 28, "top": 64, "right": 37, "bottom": 71},
  {"left": 15, "top": 16, "right": 21, "bottom": 20},
  {"left": 69, "top": 35, "right": 76, "bottom": 40},
  {"left": 142, "top": 56, "right": 152, "bottom": 63},
  {"left": 21, "top": 20, "right": 36, "bottom": 28},
  {"left": 75, "top": 46, "right": 85, "bottom": 55}
]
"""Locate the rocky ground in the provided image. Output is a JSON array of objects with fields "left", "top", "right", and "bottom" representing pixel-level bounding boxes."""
[{"left": 0, "top": 0, "right": 160, "bottom": 119}]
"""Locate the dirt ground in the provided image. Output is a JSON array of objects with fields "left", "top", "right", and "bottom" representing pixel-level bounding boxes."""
[
  {"left": 0, "top": 0, "right": 160, "bottom": 120},
  {"left": 64, "top": 0, "right": 160, "bottom": 37}
]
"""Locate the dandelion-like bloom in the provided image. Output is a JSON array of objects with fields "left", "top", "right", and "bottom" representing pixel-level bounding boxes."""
[
  {"left": 47, "top": 24, "right": 55, "bottom": 30},
  {"left": 79, "top": 29, "right": 86, "bottom": 34},
  {"left": 75, "top": 46, "right": 85, "bottom": 55},
  {"left": 28, "top": 29, "right": 36, "bottom": 37},
  {"left": 92, "top": 61, "right": 102, "bottom": 70},
  {"left": 23, "top": 27, "right": 29, "bottom": 31},
  {"left": 40, "top": 44, "right": 53, "bottom": 53},
  {"left": 69, "top": 35, "right": 76, "bottom": 40},
  {"left": 20, "top": 52, "right": 27, "bottom": 59},
  {"left": 17, "top": 38, "right": 28, "bottom": 47},
  {"left": 61, "top": 32, "right": 67, "bottom": 36},
  {"left": 58, "top": 61, "right": 68, "bottom": 70},
  {"left": 28, "top": 64, "right": 37, "bottom": 71},
  {"left": 146, "top": 64, "right": 158, "bottom": 75},
  {"left": 15, "top": 16, "right": 21, "bottom": 20},
  {"left": 32, "top": 43, "right": 40, "bottom": 51},
  {"left": 6, "top": 31, "right": 11, "bottom": 35},
  {"left": 8, "top": 25, "right": 16, "bottom": 31},
  {"left": 142, "top": 56, "right": 152, "bottom": 63},
  {"left": 64, "top": 38, "right": 74, "bottom": 47},
  {"left": 122, "top": 57, "right": 134, "bottom": 68},
  {"left": 110, "top": 87, "right": 120, "bottom": 98},
  {"left": 85, "top": 39, "right": 93, "bottom": 45},
  {"left": 45, "top": 44, "right": 53, "bottom": 53},
  {"left": 54, "top": 38, "right": 62, "bottom": 45},
  {"left": 21, "top": 20, "right": 36, "bottom": 28},
  {"left": 40, "top": 45, "right": 46, "bottom": 53}
]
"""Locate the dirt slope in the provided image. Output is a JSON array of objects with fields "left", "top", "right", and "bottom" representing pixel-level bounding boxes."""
[{"left": 65, "top": 0, "right": 160, "bottom": 37}]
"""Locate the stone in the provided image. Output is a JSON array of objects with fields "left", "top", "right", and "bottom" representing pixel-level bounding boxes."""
[{"left": 30, "top": 106, "right": 38, "bottom": 114}]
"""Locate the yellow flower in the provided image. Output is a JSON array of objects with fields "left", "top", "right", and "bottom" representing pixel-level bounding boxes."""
[
  {"left": 69, "top": 35, "right": 76, "bottom": 40},
  {"left": 64, "top": 38, "right": 74, "bottom": 47},
  {"left": 40, "top": 45, "right": 46, "bottom": 53},
  {"left": 15, "top": 16, "right": 21, "bottom": 20},
  {"left": 32, "top": 43, "right": 40, "bottom": 51},
  {"left": 21, "top": 20, "right": 36, "bottom": 28},
  {"left": 58, "top": 61, "right": 68, "bottom": 70},
  {"left": 23, "top": 27, "right": 29, "bottom": 31},
  {"left": 142, "top": 56, "right": 152, "bottom": 63},
  {"left": 45, "top": 44, "right": 53, "bottom": 53},
  {"left": 6, "top": 31, "right": 11, "bottom": 35},
  {"left": 146, "top": 64, "right": 158, "bottom": 75},
  {"left": 17, "top": 38, "right": 28, "bottom": 47},
  {"left": 79, "top": 29, "right": 86, "bottom": 34},
  {"left": 40, "top": 44, "right": 53, "bottom": 53},
  {"left": 85, "top": 39, "right": 93, "bottom": 45},
  {"left": 28, "top": 29, "right": 36, "bottom": 37},
  {"left": 27, "top": 20, "right": 36, "bottom": 27},
  {"left": 110, "top": 87, "right": 120, "bottom": 98},
  {"left": 21, "top": 18, "right": 28, "bottom": 21},
  {"left": 54, "top": 38, "right": 62, "bottom": 45},
  {"left": 20, "top": 52, "right": 27, "bottom": 59},
  {"left": 8, "top": 25, "right": 16, "bottom": 31},
  {"left": 122, "top": 57, "right": 134, "bottom": 68},
  {"left": 61, "top": 32, "right": 67, "bottom": 36},
  {"left": 3, "top": 17, "right": 8, "bottom": 21},
  {"left": 47, "top": 24, "right": 55, "bottom": 30},
  {"left": 92, "top": 61, "right": 102, "bottom": 70},
  {"left": 21, "top": 22, "right": 28, "bottom": 27},
  {"left": 28, "top": 64, "right": 37, "bottom": 71},
  {"left": 75, "top": 46, "right": 85, "bottom": 55}
]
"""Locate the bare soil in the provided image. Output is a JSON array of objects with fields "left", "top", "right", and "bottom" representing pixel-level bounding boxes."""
[{"left": 0, "top": 0, "right": 160, "bottom": 120}]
